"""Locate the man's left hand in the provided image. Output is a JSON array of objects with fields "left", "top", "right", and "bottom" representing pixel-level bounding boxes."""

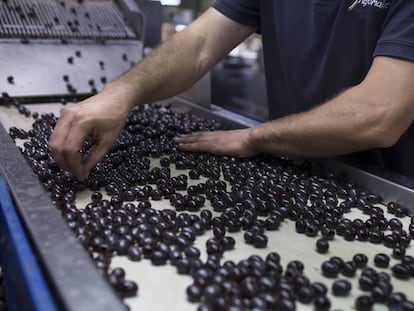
[{"left": 174, "top": 128, "right": 258, "bottom": 158}]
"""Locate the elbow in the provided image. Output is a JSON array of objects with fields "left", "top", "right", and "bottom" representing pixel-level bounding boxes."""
[
  {"left": 374, "top": 129, "right": 400, "bottom": 149},
  {"left": 367, "top": 108, "right": 406, "bottom": 149}
]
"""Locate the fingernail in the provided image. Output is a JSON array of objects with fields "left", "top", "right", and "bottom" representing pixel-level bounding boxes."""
[
  {"left": 76, "top": 172, "right": 86, "bottom": 181},
  {"left": 80, "top": 172, "right": 88, "bottom": 181}
]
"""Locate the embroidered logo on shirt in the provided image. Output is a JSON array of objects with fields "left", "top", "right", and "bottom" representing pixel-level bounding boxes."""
[{"left": 348, "top": 0, "right": 391, "bottom": 11}]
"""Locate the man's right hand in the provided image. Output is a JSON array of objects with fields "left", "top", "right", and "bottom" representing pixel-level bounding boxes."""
[{"left": 48, "top": 85, "right": 132, "bottom": 181}]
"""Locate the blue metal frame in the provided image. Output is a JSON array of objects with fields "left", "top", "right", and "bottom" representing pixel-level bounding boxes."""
[{"left": 0, "top": 177, "right": 57, "bottom": 311}]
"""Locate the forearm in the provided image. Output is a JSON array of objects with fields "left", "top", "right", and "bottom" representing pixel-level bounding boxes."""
[
  {"left": 248, "top": 84, "right": 400, "bottom": 157},
  {"left": 176, "top": 57, "right": 414, "bottom": 161},
  {"left": 105, "top": 8, "right": 254, "bottom": 111},
  {"left": 107, "top": 29, "right": 206, "bottom": 109},
  {"left": 247, "top": 56, "right": 414, "bottom": 158}
]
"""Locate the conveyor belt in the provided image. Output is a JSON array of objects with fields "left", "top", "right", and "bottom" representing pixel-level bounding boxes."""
[{"left": 0, "top": 101, "right": 414, "bottom": 310}]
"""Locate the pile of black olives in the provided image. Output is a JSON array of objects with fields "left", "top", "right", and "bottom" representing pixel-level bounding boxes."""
[{"left": 9, "top": 103, "right": 414, "bottom": 310}]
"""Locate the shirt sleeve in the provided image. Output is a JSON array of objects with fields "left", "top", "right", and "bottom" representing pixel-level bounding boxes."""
[
  {"left": 212, "top": 0, "right": 260, "bottom": 30},
  {"left": 374, "top": 0, "right": 414, "bottom": 62}
]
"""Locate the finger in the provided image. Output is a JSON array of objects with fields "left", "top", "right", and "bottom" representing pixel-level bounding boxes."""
[
  {"left": 174, "top": 131, "right": 215, "bottom": 143},
  {"left": 178, "top": 142, "right": 201, "bottom": 152},
  {"left": 176, "top": 131, "right": 222, "bottom": 153},
  {"left": 81, "top": 138, "right": 112, "bottom": 179},
  {"left": 60, "top": 124, "right": 89, "bottom": 179},
  {"left": 178, "top": 141, "right": 214, "bottom": 153},
  {"left": 48, "top": 115, "right": 73, "bottom": 172},
  {"left": 174, "top": 133, "right": 199, "bottom": 143}
]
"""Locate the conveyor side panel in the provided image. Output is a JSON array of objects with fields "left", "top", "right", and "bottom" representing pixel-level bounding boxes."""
[{"left": 0, "top": 177, "right": 57, "bottom": 311}]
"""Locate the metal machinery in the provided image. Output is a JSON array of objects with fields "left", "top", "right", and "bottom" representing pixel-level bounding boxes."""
[
  {"left": 1, "top": 1, "right": 414, "bottom": 310},
  {"left": 0, "top": 0, "right": 143, "bottom": 310}
]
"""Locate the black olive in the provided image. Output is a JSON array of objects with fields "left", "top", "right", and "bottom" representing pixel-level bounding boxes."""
[
  {"left": 295, "top": 219, "right": 306, "bottom": 233},
  {"left": 368, "top": 230, "right": 383, "bottom": 244},
  {"left": 353, "top": 254, "right": 368, "bottom": 269},
  {"left": 91, "top": 191, "right": 102, "bottom": 204},
  {"left": 374, "top": 253, "right": 390, "bottom": 268},
  {"left": 355, "top": 295, "right": 374, "bottom": 311},
  {"left": 358, "top": 275, "right": 376, "bottom": 292},
  {"left": 332, "top": 279, "right": 352, "bottom": 296},
  {"left": 321, "top": 261, "right": 339, "bottom": 278},
  {"left": 305, "top": 222, "right": 319, "bottom": 237},
  {"left": 392, "top": 246, "right": 406, "bottom": 260},
  {"left": 253, "top": 233, "right": 268, "bottom": 248},
  {"left": 314, "top": 295, "right": 331, "bottom": 311},
  {"left": 371, "top": 282, "right": 391, "bottom": 303},
  {"left": 315, "top": 238, "right": 329, "bottom": 254},
  {"left": 343, "top": 228, "right": 356, "bottom": 241},
  {"left": 127, "top": 246, "right": 142, "bottom": 261},
  {"left": 184, "top": 246, "right": 200, "bottom": 259},
  {"left": 329, "top": 256, "right": 344, "bottom": 270},
  {"left": 312, "top": 282, "right": 327, "bottom": 296},
  {"left": 176, "top": 258, "right": 190, "bottom": 275},
  {"left": 117, "top": 280, "right": 138, "bottom": 298},
  {"left": 391, "top": 263, "right": 410, "bottom": 280},
  {"left": 186, "top": 284, "right": 202, "bottom": 302},
  {"left": 203, "top": 284, "right": 221, "bottom": 305},
  {"left": 341, "top": 261, "right": 356, "bottom": 277},
  {"left": 387, "top": 292, "right": 406, "bottom": 307},
  {"left": 320, "top": 227, "right": 335, "bottom": 240},
  {"left": 296, "top": 285, "right": 314, "bottom": 304},
  {"left": 110, "top": 267, "right": 125, "bottom": 282}
]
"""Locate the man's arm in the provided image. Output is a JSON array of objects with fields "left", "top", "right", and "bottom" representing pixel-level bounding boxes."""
[
  {"left": 108, "top": 8, "right": 254, "bottom": 108},
  {"left": 48, "top": 8, "right": 255, "bottom": 180},
  {"left": 176, "top": 56, "right": 414, "bottom": 157}
]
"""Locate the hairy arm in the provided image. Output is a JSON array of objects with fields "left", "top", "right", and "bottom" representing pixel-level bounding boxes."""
[
  {"left": 177, "top": 56, "right": 414, "bottom": 157},
  {"left": 107, "top": 8, "right": 255, "bottom": 110},
  {"left": 48, "top": 8, "right": 254, "bottom": 180}
]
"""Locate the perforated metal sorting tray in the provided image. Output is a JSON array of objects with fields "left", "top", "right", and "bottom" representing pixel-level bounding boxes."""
[{"left": 0, "top": 0, "right": 137, "bottom": 39}]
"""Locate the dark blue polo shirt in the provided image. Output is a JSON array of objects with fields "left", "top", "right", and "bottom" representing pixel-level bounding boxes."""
[{"left": 213, "top": 0, "right": 414, "bottom": 178}]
